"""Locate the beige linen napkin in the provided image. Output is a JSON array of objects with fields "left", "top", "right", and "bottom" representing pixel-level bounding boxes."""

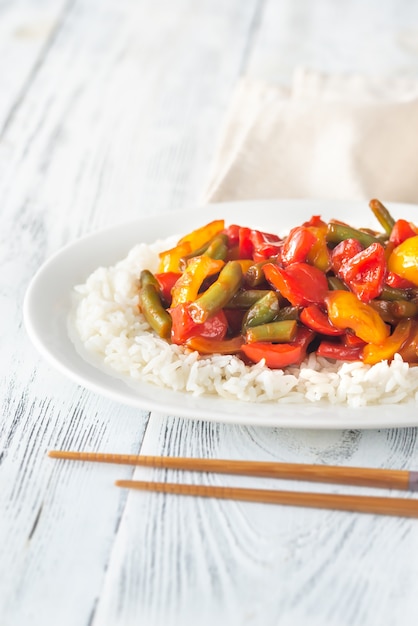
[{"left": 204, "top": 69, "right": 418, "bottom": 204}]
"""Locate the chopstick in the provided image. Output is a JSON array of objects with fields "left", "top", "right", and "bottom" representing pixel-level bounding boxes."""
[
  {"left": 114, "top": 479, "right": 418, "bottom": 518},
  {"left": 48, "top": 450, "right": 418, "bottom": 518},
  {"left": 48, "top": 449, "right": 418, "bottom": 491}
]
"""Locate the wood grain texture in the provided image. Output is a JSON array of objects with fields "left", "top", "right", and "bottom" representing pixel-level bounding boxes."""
[
  {"left": 0, "top": 0, "right": 265, "bottom": 624},
  {"left": 247, "top": 0, "right": 418, "bottom": 82},
  {"left": 93, "top": 416, "right": 418, "bottom": 626},
  {"left": 2, "top": 0, "right": 418, "bottom": 625}
]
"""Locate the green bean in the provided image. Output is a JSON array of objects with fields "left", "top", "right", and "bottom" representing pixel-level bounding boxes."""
[
  {"left": 245, "top": 260, "right": 270, "bottom": 287},
  {"left": 189, "top": 261, "right": 243, "bottom": 323},
  {"left": 369, "top": 199, "right": 395, "bottom": 234},
  {"left": 369, "top": 300, "right": 396, "bottom": 324},
  {"left": 242, "top": 291, "right": 279, "bottom": 330},
  {"left": 326, "top": 222, "right": 379, "bottom": 248},
  {"left": 391, "top": 300, "right": 418, "bottom": 319},
  {"left": 274, "top": 306, "right": 301, "bottom": 321},
  {"left": 204, "top": 235, "right": 229, "bottom": 260},
  {"left": 139, "top": 284, "right": 172, "bottom": 338},
  {"left": 226, "top": 289, "right": 272, "bottom": 309},
  {"left": 181, "top": 233, "right": 228, "bottom": 266},
  {"left": 245, "top": 320, "right": 298, "bottom": 343},
  {"left": 369, "top": 299, "right": 418, "bottom": 323},
  {"left": 327, "top": 276, "right": 348, "bottom": 291},
  {"left": 139, "top": 269, "right": 160, "bottom": 290},
  {"left": 380, "top": 285, "right": 416, "bottom": 301}
]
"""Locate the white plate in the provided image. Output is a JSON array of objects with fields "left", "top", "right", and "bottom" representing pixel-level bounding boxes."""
[{"left": 23, "top": 199, "right": 418, "bottom": 429}]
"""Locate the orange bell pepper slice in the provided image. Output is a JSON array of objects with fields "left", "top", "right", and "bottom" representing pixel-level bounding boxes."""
[
  {"left": 362, "top": 319, "right": 412, "bottom": 365},
  {"left": 325, "top": 290, "right": 390, "bottom": 344},
  {"left": 185, "top": 335, "right": 244, "bottom": 355}
]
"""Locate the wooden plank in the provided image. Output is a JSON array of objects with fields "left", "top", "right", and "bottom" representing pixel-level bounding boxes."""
[
  {"left": 247, "top": 0, "right": 418, "bottom": 82},
  {"left": 0, "top": 0, "right": 72, "bottom": 133},
  {"left": 0, "top": 0, "right": 263, "bottom": 625},
  {"left": 94, "top": 415, "right": 418, "bottom": 626},
  {"left": 0, "top": 0, "right": 264, "bottom": 248}
]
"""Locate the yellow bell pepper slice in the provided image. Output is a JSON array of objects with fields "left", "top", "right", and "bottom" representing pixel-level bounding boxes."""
[
  {"left": 177, "top": 219, "right": 225, "bottom": 251},
  {"left": 362, "top": 319, "right": 412, "bottom": 365},
  {"left": 158, "top": 241, "right": 192, "bottom": 273},
  {"left": 306, "top": 226, "right": 331, "bottom": 272},
  {"left": 325, "top": 290, "right": 390, "bottom": 344},
  {"left": 170, "top": 256, "right": 224, "bottom": 306},
  {"left": 387, "top": 235, "right": 418, "bottom": 287}
]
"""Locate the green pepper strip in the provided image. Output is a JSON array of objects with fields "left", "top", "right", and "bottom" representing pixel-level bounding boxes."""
[
  {"left": 326, "top": 222, "right": 380, "bottom": 248},
  {"left": 189, "top": 261, "right": 243, "bottom": 324},
  {"left": 369, "top": 199, "right": 395, "bottom": 234},
  {"left": 242, "top": 291, "right": 279, "bottom": 330},
  {"left": 139, "top": 284, "right": 172, "bottom": 338},
  {"left": 245, "top": 320, "right": 298, "bottom": 344}
]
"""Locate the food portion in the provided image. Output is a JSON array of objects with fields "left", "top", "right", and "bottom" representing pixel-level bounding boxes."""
[
  {"left": 73, "top": 200, "right": 418, "bottom": 406},
  {"left": 139, "top": 199, "right": 418, "bottom": 369}
]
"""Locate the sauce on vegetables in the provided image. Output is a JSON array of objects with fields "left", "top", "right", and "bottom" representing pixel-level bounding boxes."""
[{"left": 138, "top": 199, "right": 418, "bottom": 368}]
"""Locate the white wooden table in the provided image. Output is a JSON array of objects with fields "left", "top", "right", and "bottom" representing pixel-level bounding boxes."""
[{"left": 2, "top": 1, "right": 418, "bottom": 625}]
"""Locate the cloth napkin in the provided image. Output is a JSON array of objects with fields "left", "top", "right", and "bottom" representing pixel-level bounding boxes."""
[{"left": 204, "top": 69, "right": 418, "bottom": 204}]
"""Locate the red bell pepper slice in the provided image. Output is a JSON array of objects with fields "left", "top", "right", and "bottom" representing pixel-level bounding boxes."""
[
  {"left": 342, "top": 332, "right": 366, "bottom": 348},
  {"left": 316, "top": 341, "right": 363, "bottom": 361},
  {"left": 331, "top": 238, "right": 363, "bottom": 274},
  {"left": 169, "top": 305, "right": 228, "bottom": 345},
  {"left": 300, "top": 304, "right": 344, "bottom": 336},
  {"left": 241, "top": 342, "right": 304, "bottom": 369},
  {"left": 155, "top": 272, "right": 182, "bottom": 305},
  {"left": 241, "top": 326, "right": 315, "bottom": 369},
  {"left": 385, "top": 271, "right": 417, "bottom": 290},
  {"left": 223, "top": 224, "right": 240, "bottom": 247},
  {"left": 389, "top": 219, "right": 417, "bottom": 247},
  {"left": 280, "top": 226, "right": 316, "bottom": 266},
  {"left": 238, "top": 227, "right": 254, "bottom": 259},
  {"left": 250, "top": 229, "right": 282, "bottom": 262},
  {"left": 338, "top": 242, "right": 387, "bottom": 302},
  {"left": 302, "top": 215, "right": 327, "bottom": 229},
  {"left": 263, "top": 262, "right": 329, "bottom": 306}
]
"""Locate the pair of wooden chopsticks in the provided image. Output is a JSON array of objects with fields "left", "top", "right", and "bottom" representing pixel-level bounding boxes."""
[{"left": 48, "top": 450, "right": 418, "bottom": 518}]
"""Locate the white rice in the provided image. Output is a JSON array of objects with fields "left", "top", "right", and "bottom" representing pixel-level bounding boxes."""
[{"left": 71, "top": 238, "right": 418, "bottom": 407}]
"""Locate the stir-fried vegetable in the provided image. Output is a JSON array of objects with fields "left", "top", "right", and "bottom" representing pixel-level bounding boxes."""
[{"left": 138, "top": 199, "right": 418, "bottom": 368}]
